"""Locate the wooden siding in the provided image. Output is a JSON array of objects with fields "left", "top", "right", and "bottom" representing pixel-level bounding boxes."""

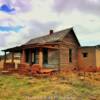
[
  {"left": 59, "top": 31, "right": 79, "bottom": 70},
  {"left": 78, "top": 47, "right": 96, "bottom": 68},
  {"left": 96, "top": 48, "right": 100, "bottom": 67},
  {"left": 47, "top": 49, "right": 59, "bottom": 68}
]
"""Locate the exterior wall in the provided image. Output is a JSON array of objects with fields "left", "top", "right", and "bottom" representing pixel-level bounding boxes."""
[
  {"left": 59, "top": 31, "right": 79, "bottom": 70},
  {"left": 47, "top": 49, "right": 59, "bottom": 68},
  {"left": 96, "top": 48, "right": 100, "bottom": 67},
  {"left": 59, "top": 44, "right": 78, "bottom": 70},
  {"left": 78, "top": 47, "right": 96, "bottom": 69}
]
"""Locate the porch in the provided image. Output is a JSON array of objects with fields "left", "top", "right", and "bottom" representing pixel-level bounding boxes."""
[{"left": 2, "top": 44, "right": 60, "bottom": 75}]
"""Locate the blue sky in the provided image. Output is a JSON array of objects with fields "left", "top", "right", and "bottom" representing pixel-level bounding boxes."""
[
  {"left": 0, "top": 0, "right": 100, "bottom": 55},
  {"left": 0, "top": 4, "right": 15, "bottom": 13},
  {"left": 0, "top": 26, "right": 22, "bottom": 32}
]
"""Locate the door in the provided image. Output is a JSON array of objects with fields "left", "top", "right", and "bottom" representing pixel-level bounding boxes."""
[
  {"left": 43, "top": 48, "right": 48, "bottom": 64},
  {"left": 34, "top": 48, "right": 39, "bottom": 64}
]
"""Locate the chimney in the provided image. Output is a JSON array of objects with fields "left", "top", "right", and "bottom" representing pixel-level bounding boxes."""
[{"left": 49, "top": 30, "right": 53, "bottom": 35}]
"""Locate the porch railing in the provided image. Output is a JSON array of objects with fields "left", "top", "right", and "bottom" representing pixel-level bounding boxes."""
[{"left": 3, "top": 63, "right": 15, "bottom": 70}]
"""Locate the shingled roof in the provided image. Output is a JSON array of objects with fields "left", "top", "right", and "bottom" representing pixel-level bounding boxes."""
[
  {"left": 2, "top": 27, "right": 80, "bottom": 52},
  {"left": 25, "top": 27, "right": 76, "bottom": 45}
]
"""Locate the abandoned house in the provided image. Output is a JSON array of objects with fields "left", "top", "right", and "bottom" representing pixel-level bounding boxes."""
[{"left": 2, "top": 27, "right": 100, "bottom": 72}]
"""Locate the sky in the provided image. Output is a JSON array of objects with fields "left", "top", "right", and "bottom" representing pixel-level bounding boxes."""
[{"left": 0, "top": 0, "right": 100, "bottom": 55}]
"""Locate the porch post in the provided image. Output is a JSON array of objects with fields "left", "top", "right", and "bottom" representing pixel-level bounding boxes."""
[
  {"left": 4, "top": 51, "right": 7, "bottom": 64},
  {"left": 11, "top": 52, "right": 14, "bottom": 63},
  {"left": 30, "top": 49, "right": 32, "bottom": 65},
  {"left": 39, "top": 48, "right": 43, "bottom": 67},
  {"left": 21, "top": 49, "right": 26, "bottom": 64}
]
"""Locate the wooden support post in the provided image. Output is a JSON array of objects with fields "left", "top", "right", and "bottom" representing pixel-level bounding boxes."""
[
  {"left": 4, "top": 51, "right": 7, "bottom": 64},
  {"left": 58, "top": 44, "right": 61, "bottom": 72},
  {"left": 21, "top": 49, "right": 26, "bottom": 64},
  {"left": 11, "top": 52, "right": 14, "bottom": 63},
  {"left": 3, "top": 51, "right": 7, "bottom": 69},
  {"left": 39, "top": 48, "right": 43, "bottom": 67},
  {"left": 30, "top": 49, "right": 32, "bottom": 65}
]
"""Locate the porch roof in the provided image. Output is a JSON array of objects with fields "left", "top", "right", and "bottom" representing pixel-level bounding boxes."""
[
  {"left": 3, "top": 43, "right": 60, "bottom": 52},
  {"left": 2, "top": 46, "right": 22, "bottom": 52}
]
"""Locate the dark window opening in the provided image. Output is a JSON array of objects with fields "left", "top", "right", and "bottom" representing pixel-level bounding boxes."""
[
  {"left": 69, "top": 49, "right": 72, "bottom": 63},
  {"left": 43, "top": 48, "right": 48, "bottom": 64},
  {"left": 34, "top": 48, "right": 39, "bottom": 64},
  {"left": 83, "top": 52, "right": 88, "bottom": 58}
]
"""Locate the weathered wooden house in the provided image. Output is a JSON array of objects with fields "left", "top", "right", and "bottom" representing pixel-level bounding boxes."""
[{"left": 2, "top": 27, "right": 100, "bottom": 72}]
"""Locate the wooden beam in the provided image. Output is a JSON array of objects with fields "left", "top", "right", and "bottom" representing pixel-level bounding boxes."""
[
  {"left": 21, "top": 49, "right": 26, "bottom": 64},
  {"left": 22, "top": 45, "right": 59, "bottom": 49},
  {"left": 30, "top": 49, "right": 32, "bottom": 65},
  {"left": 22, "top": 42, "right": 60, "bottom": 48},
  {"left": 39, "top": 46, "right": 59, "bottom": 49},
  {"left": 4, "top": 51, "right": 7, "bottom": 64},
  {"left": 11, "top": 52, "right": 14, "bottom": 63},
  {"left": 58, "top": 44, "right": 61, "bottom": 72},
  {"left": 39, "top": 48, "right": 43, "bottom": 67}
]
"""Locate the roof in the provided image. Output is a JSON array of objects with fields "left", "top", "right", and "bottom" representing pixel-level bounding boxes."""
[
  {"left": 2, "top": 27, "right": 80, "bottom": 52},
  {"left": 81, "top": 45, "right": 100, "bottom": 48},
  {"left": 2, "top": 46, "right": 22, "bottom": 52},
  {"left": 25, "top": 27, "right": 76, "bottom": 45}
]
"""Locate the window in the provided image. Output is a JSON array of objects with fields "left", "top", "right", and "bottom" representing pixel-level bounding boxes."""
[
  {"left": 69, "top": 49, "right": 72, "bottom": 63},
  {"left": 83, "top": 52, "right": 88, "bottom": 58}
]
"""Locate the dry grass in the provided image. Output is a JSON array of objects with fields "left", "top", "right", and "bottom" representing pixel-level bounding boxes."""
[{"left": 0, "top": 72, "right": 100, "bottom": 100}]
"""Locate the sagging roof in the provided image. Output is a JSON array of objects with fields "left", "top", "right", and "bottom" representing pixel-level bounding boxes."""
[
  {"left": 25, "top": 27, "right": 79, "bottom": 45},
  {"left": 2, "top": 27, "right": 80, "bottom": 52}
]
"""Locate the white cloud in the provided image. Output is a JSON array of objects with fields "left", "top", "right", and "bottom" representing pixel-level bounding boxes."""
[
  {"left": 88, "top": 0, "right": 99, "bottom": 3},
  {"left": 0, "top": 0, "right": 100, "bottom": 55}
]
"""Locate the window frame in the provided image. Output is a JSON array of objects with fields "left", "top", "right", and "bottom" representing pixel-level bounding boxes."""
[{"left": 69, "top": 48, "right": 72, "bottom": 63}]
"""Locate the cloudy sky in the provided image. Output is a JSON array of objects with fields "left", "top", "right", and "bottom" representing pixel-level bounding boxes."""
[{"left": 0, "top": 0, "right": 100, "bottom": 55}]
